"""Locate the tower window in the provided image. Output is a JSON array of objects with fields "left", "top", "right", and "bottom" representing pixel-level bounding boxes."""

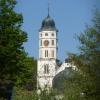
[
  {"left": 52, "top": 40, "right": 54, "bottom": 45},
  {"left": 44, "top": 64, "right": 49, "bottom": 74},
  {"left": 40, "top": 34, "right": 42, "bottom": 37},
  {"left": 45, "top": 50, "right": 46, "bottom": 57},
  {"left": 52, "top": 50, "right": 54, "bottom": 57},
  {"left": 45, "top": 33, "right": 48, "bottom": 36},
  {"left": 52, "top": 33, "right": 54, "bottom": 36},
  {"left": 41, "top": 40, "right": 42, "bottom": 46},
  {"left": 45, "top": 50, "right": 48, "bottom": 57},
  {"left": 47, "top": 50, "right": 48, "bottom": 57}
]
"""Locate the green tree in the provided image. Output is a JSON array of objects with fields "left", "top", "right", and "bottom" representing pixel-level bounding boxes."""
[
  {"left": 16, "top": 57, "right": 37, "bottom": 90},
  {"left": 0, "top": 0, "right": 27, "bottom": 89},
  {"left": 69, "top": 10, "right": 100, "bottom": 100}
]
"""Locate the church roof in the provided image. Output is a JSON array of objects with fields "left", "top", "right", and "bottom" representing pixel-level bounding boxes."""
[
  {"left": 39, "top": 15, "right": 57, "bottom": 31},
  {"left": 53, "top": 67, "right": 78, "bottom": 94}
]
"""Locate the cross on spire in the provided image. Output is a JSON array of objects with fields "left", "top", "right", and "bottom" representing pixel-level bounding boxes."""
[{"left": 48, "top": 0, "right": 50, "bottom": 17}]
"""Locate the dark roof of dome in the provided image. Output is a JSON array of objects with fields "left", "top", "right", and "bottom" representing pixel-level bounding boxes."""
[
  {"left": 39, "top": 15, "right": 57, "bottom": 31},
  {"left": 53, "top": 67, "right": 78, "bottom": 94}
]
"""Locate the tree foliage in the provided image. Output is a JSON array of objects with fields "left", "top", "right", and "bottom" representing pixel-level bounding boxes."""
[
  {"left": 16, "top": 57, "right": 37, "bottom": 90},
  {"left": 0, "top": 0, "right": 37, "bottom": 99},
  {"left": 0, "top": 0, "right": 28, "bottom": 85},
  {"left": 68, "top": 10, "right": 100, "bottom": 100}
]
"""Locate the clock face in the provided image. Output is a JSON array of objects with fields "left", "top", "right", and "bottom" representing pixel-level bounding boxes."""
[{"left": 44, "top": 40, "right": 49, "bottom": 46}]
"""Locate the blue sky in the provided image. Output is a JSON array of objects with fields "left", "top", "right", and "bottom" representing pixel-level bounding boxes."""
[{"left": 16, "top": 0, "right": 100, "bottom": 61}]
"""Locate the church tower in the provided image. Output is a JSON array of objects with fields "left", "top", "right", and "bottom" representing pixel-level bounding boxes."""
[{"left": 37, "top": 11, "right": 58, "bottom": 89}]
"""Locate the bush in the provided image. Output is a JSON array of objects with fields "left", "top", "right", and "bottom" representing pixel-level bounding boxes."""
[
  {"left": 12, "top": 87, "right": 61, "bottom": 100},
  {"left": 12, "top": 87, "right": 38, "bottom": 100}
]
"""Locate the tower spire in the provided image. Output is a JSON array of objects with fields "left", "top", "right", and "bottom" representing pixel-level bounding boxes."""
[{"left": 48, "top": 0, "right": 50, "bottom": 17}]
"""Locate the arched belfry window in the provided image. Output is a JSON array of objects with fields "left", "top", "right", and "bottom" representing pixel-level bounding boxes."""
[{"left": 44, "top": 64, "right": 49, "bottom": 74}]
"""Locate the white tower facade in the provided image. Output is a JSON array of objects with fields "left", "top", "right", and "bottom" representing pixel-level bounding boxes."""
[{"left": 37, "top": 14, "right": 58, "bottom": 89}]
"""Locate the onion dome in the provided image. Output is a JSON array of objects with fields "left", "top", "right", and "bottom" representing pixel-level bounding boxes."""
[{"left": 39, "top": 15, "right": 57, "bottom": 31}]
